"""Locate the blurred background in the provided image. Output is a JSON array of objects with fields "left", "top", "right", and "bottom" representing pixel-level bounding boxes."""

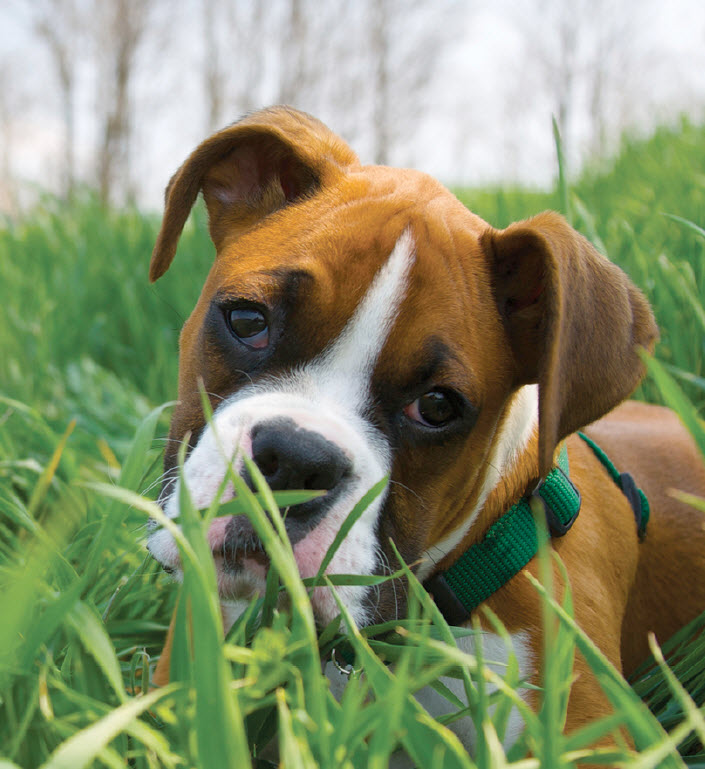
[{"left": 1, "top": 0, "right": 705, "bottom": 213}]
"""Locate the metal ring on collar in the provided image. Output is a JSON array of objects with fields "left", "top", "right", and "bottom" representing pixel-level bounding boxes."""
[{"left": 330, "top": 648, "right": 361, "bottom": 677}]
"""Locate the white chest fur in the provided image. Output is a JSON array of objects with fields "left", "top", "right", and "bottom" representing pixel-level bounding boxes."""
[{"left": 325, "top": 629, "right": 534, "bottom": 765}]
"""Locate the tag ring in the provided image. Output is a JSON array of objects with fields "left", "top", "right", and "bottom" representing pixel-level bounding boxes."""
[{"left": 331, "top": 648, "right": 361, "bottom": 677}]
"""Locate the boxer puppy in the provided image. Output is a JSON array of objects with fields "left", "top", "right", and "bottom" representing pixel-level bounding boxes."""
[{"left": 146, "top": 106, "right": 705, "bottom": 749}]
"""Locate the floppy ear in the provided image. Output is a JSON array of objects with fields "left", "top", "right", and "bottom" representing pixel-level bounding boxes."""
[
  {"left": 482, "top": 211, "right": 658, "bottom": 477},
  {"left": 149, "top": 106, "right": 359, "bottom": 282}
]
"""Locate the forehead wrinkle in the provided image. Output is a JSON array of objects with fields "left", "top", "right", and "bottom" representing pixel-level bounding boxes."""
[
  {"left": 401, "top": 336, "right": 473, "bottom": 393},
  {"left": 313, "top": 229, "right": 416, "bottom": 405}
]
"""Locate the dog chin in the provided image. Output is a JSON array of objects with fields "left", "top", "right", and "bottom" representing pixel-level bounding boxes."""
[{"left": 148, "top": 513, "right": 376, "bottom": 628}]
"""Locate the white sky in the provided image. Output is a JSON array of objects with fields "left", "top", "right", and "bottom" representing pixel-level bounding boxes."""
[{"left": 1, "top": 0, "right": 704, "bottom": 210}]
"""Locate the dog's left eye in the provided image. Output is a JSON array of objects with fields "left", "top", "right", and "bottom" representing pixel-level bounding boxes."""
[
  {"left": 404, "top": 388, "right": 460, "bottom": 428},
  {"left": 226, "top": 307, "right": 269, "bottom": 349}
]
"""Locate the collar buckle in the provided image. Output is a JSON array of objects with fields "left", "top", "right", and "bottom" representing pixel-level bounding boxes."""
[{"left": 423, "top": 572, "right": 472, "bottom": 626}]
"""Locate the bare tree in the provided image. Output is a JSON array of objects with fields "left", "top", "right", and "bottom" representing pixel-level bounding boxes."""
[
  {"left": 216, "top": 1, "right": 336, "bottom": 120},
  {"left": 370, "top": 0, "right": 390, "bottom": 165},
  {"left": 512, "top": 0, "right": 585, "bottom": 169},
  {"left": 368, "top": 0, "right": 458, "bottom": 167},
  {"left": 278, "top": 0, "right": 306, "bottom": 106},
  {"left": 584, "top": 1, "right": 645, "bottom": 161},
  {"left": 197, "top": 0, "right": 461, "bottom": 172},
  {"left": 200, "top": 1, "right": 291, "bottom": 133},
  {"left": 221, "top": 0, "right": 267, "bottom": 117},
  {"left": 0, "top": 62, "right": 20, "bottom": 212},
  {"left": 94, "top": 0, "right": 150, "bottom": 205},
  {"left": 508, "top": 0, "right": 647, "bottom": 173},
  {"left": 203, "top": 0, "right": 225, "bottom": 131},
  {"left": 30, "top": 0, "right": 81, "bottom": 198}
]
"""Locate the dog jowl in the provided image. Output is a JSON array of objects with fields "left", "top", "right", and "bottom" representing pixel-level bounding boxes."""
[{"left": 147, "top": 106, "right": 705, "bottom": 744}]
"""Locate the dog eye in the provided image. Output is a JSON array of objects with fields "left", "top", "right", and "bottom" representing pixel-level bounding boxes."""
[
  {"left": 404, "top": 388, "right": 459, "bottom": 428},
  {"left": 226, "top": 307, "right": 269, "bottom": 349}
]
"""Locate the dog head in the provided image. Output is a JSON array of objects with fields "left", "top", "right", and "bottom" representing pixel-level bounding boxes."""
[{"left": 146, "top": 107, "right": 657, "bottom": 627}]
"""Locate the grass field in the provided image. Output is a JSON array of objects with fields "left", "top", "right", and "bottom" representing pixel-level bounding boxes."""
[{"left": 2, "top": 118, "right": 705, "bottom": 768}]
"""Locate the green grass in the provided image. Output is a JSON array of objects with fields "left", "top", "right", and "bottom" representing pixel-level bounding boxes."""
[{"left": 2, "top": 119, "right": 705, "bottom": 767}]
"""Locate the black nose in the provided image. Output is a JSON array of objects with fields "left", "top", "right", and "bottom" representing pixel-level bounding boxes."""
[{"left": 249, "top": 418, "right": 351, "bottom": 515}]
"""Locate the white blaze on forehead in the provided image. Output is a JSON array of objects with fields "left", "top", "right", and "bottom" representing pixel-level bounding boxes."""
[{"left": 312, "top": 228, "right": 416, "bottom": 407}]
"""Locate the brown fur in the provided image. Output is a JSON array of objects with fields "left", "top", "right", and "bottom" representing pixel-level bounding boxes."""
[{"left": 148, "top": 107, "right": 705, "bottom": 753}]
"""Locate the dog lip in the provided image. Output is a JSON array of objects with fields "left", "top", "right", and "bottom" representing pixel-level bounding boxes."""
[
  {"left": 217, "top": 515, "right": 267, "bottom": 571},
  {"left": 220, "top": 542, "right": 270, "bottom": 573}
]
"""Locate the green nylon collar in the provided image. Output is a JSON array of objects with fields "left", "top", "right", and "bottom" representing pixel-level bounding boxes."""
[
  {"left": 577, "top": 431, "right": 650, "bottom": 540},
  {"left": 424, "top": 435, "right": 649, "bottom": 626}
]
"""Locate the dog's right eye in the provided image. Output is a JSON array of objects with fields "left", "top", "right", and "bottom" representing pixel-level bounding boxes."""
[
  {"left": 404, "top": 388, "right": 461, "bottom": 428},
  {"left": 226, "top": 307, "right": 269, "bottom": 349}
]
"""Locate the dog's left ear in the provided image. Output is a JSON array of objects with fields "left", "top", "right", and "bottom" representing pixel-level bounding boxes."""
[
  {"left": 149, "top": 106, "right": 359, "bottom": 282},
  {"left": 482, "top": 211, "right": 658, "bottom": 477}
]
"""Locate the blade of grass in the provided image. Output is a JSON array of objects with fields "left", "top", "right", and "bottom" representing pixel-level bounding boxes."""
[
  {"left": 663, "top": 213, "right": 705, "bottom": 241},
  {"left": 37, "top": 684, "right": 178, "bottom": 769},
  {"left": 313, "top": 476, "right": 389, "bottom": 584},
  {"left": 641, "top": 352, "right": 705, "bottom": 460},
  {"left": 525, "top": 572, "right": 683, "bottom": 767},
  {"left": 173, "top": 439, "right": 251, "bottom": 769},
  {"left": 646, "top": 633, "right": 705, "bottom": 748},
  {"left": 27, "top": 419, "right": 76, "bottom": 517},
  {"left": 326, "top": 577, "right": 475, "bottom": 769},
  {"left": 65, "top": 600, "right": 127, "bottom": 703},
  {"left": 552, "top": 115, "right": 571, "bottom": 224},
  {"left": 233, "top": 455, "right": 329, "bottom": 758},
  {"left": 82, "top": 403, "right": 172, "bottom": 588}
]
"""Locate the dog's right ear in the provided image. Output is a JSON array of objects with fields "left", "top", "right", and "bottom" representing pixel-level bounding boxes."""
[{"left": 149, "top": 106, "right": 359, "bottom": 282}]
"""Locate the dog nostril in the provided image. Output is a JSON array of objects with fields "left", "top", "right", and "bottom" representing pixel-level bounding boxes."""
[
  {"left": 304, "top": 464, "right": 346, "bottom": 491},
  {"left": 255, "top": 448, "right": 279, "bottom": 478},
  {"left": 304, "top": 473, "right": 324, "bottom": 490}
]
